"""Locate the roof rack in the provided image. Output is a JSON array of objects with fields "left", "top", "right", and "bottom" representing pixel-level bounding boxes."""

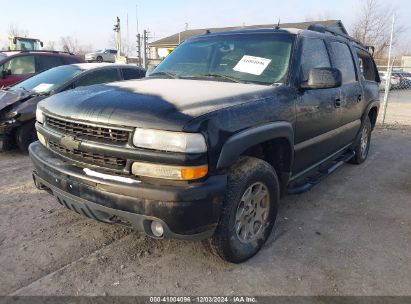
[
  {"left": 0, "top": 50, "right": 75, "bottom": 55},
  {"left": 307, "top": 24, "right": 375, "bottom": 55}
]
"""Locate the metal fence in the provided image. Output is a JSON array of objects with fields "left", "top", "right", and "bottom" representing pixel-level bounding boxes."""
[{"left": 377, "top": 65, "right": 411, "bottom": 126}]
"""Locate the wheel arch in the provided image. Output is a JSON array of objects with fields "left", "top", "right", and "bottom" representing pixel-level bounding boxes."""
[
  {"left": 216, "top": 122, "right": 294, "bottom": 188},
  {"left": 363, "top": 100, "right": 380, "bottom": 130}
]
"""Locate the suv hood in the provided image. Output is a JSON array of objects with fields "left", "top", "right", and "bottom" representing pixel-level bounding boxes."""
[
  {"left": 39, "top": 78, "right": 274, "bottom": 131},
  {"left": 0, "top": 88, "right": 33, "bottom": 112}
]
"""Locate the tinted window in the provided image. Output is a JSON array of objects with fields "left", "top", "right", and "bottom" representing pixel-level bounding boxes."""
[
  {"left": 75, "top": 69, "right": 120, "bottom": 87},
  {"left": 329, "top": 41, "right": 357, "bottom": 84},
  {"left": 356, "top": 49, "right": 378, "bottom": 82},
  {"left": 63, "top": 56, "right": 81, "bottom": 64},
  {"left": 110, "top": 50, "right": 117, "bottom": 54},
  {"left": 3, "top": 55, "right": 35, "bottom": 75},
  {"left": 122, "top": 68, "right": 145, "bottom": 80},
  {"left": 300, "top": 38, "right": 331, "bottom": 81},
  {"left": 37, "top": 55, "right": 64, "bottom": 72}
]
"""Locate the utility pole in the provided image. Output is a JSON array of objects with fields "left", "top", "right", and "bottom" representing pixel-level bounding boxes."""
[
  {"left": 143, "top": 30, "right": 149, "bottom": 69},
  {"left": 136, "top": 33, "right": 141, "bottom": 67},
  {"left": 382, "top": 14, "right": 395, "bottom": 125},
  {"left": 113, "top": 16, "right": 121, "bottom": 61}
]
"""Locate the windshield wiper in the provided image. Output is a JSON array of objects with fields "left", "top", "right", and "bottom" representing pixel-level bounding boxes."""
[
  {"left": 182, "top": 74, "right": 246, "bottom": 84},
  {"left": 149, "top": 71, "right": 179, "bottom": 79}
]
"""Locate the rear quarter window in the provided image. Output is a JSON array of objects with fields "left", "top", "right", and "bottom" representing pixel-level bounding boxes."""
[
  {"left": 121, "top": 68, "right": 145, "bottom": 80},
  {"left": 62, "top": 56, "right": 83, "bottom": 64},
  {"left": 356, "top": 49, "right": 379, "bottom": 82}
]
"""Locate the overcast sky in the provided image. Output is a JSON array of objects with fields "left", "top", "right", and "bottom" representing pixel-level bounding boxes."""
[{"left": 1, "top": 0, "right": 410, "bottom": 53}]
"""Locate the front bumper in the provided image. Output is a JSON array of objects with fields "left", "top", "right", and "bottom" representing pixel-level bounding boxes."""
[{"left": 29, "top": 142, "right": 227, "bottom": 240}]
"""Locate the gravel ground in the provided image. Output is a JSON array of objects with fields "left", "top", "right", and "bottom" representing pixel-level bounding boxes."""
[{"left": 0, "top": 126, "right": 410, "bottom": 296}]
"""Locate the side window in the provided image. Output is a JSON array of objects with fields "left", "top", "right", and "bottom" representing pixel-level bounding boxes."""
[
  {"left": 356, "top": 49, "right": 378, "bottom": 82},
  {"left": 63, "top": 57, "right": 81, "bottom": 64},
  {"left": 122, "top": 68, "right": 145, "bottom": 80},
  {"left": 75, "top": 69, "right": 121, "bottom": 87},
  {"left": 300, "top": 38, "right": 331, "bottom": 81},
  {"left": 328, "top": 41, "right": 357, "bottom": 84},
  {"left": 110, "top": 50, "right": 117, "bottom": 54},
  {"left": 37, "top": 55, "right": 64, "bottom": 72},
  {"left": 3, "top": 56, "right": 35, "bottom": 75}
]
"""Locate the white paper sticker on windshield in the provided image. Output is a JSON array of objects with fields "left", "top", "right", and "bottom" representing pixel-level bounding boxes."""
[
  {"left": 233, "top": 55, "right": 272, "bottom": 76},
  {"left": 32, "top": 83, "right": 54, "bottom": 93}
]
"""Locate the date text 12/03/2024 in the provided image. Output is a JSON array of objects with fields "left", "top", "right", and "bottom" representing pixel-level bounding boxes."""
[{"left": 149, "top": 296, "right": 257, "bottom": 303}]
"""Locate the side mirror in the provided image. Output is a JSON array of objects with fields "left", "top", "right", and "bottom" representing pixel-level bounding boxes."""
[{"left": 300, "top": 67, "right": 342, "bottom": 90}]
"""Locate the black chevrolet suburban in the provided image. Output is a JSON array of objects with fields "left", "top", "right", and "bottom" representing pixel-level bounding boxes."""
[{"left": 29, "top": 25, "right": 380, "bottom": 263}]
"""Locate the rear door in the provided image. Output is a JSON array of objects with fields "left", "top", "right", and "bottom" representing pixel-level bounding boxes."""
[
  {"left": 0, "top": 55, "right": 36, "bottom": 87},
  {"left": 327, "top": 40, "right": 363, "bottom": 146}
]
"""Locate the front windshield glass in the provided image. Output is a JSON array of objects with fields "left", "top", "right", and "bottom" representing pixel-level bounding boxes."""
[
  {"left": 152, "top": 33, "right": 294, "bottom": 85},
  {"left": 11, "top": 65, "right": 82, "bottom": 93}
]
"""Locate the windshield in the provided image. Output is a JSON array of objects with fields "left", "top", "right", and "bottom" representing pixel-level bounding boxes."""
[
  {"left": 11, "top": 65, "right": 82, "bottom": 93},
  {"left": 152, "top": 33, "right": 294, "bottom": 85},
  {"left": 0, "top": 53, "right": 6, "bottom": 61}
]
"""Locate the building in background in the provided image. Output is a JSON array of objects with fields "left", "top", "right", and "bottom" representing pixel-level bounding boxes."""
[
  {"left": 148, "top": 20, "right": 348, "bottom": 66},
  {"left": 401, "top": 56, "right": 411, "bottom": 72}
]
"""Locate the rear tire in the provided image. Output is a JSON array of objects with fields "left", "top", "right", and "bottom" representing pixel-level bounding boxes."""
[
  {"left": 16, "top": 121, "right": 37, "bottom": 152},
  {"left": 209, "top": 156, "right": 279, "bottom": 263},
  {"left": 350, "top": 116, "right": 372, "bottom": 164}
]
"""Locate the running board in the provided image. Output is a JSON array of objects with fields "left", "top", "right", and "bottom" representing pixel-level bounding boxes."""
[{"left": 287, "top": 150, "right": 355, "bottom": 194}]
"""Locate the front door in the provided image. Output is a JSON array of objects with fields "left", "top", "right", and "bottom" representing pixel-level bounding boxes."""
[{"left": 293, "top": 37, "right": 343, "bottom": 174}]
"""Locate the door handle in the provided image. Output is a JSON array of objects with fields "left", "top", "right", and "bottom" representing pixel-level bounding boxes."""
[
  {"left": 357, "top": 94, "right": 362, "bottom": 102},
  {"left": 335, "top": 98, "right": 341, "bottom": 107}
]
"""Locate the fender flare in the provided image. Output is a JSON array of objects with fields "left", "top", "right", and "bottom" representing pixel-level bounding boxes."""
[
  {"left": 216, "top": 121, "right": 294, "bottom": 170},
  {"left": 362, "top": 99, "right": 380, "bottom": 124},
  {"left": 353, "top": 99, "right": 380, "bottom": 145}
]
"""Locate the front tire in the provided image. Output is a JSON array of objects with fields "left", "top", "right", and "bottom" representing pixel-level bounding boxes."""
[
  {"left": 209, "top": 156, "right": 279, "bottom": 263},
  {"left": 350, "top": 116, "right": 372, "bottom": 164},
  {"left": 96, "top": 56, "right": 103, "bottom": 63},
  {"left": 16, "top": 121, "right": 37, "bottom": 152}
]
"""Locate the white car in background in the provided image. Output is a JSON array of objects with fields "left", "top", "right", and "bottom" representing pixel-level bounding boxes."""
[
  {"left": 85, "top": 49, "right": 117, "bottom": 63},
  {"left": 379, "top": 71, "right": 400, "bottom": 91}
]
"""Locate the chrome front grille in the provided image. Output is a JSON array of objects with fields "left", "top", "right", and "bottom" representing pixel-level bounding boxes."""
[{"left": 45, "top": 116, "right": 130, "bottom": 144}]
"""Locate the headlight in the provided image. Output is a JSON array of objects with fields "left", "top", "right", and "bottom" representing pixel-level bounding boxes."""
[
  {"left": 36, "top": 108, "right": 44, "bottom": 124},
  {"left": 132, "top": 162, "right": 208, "bottom": 180},
  {"left": 133, "top": 129, "right": 207, "bottom": 153}
]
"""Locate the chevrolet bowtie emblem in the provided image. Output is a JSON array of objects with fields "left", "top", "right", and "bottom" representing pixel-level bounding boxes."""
[{"left": 60, "top": 136, "right": 80, "bottom": 150}]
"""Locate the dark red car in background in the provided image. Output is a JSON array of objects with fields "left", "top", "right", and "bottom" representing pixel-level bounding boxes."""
[{"left": 0, "top": 51, "right": 84, "bottom": 88}]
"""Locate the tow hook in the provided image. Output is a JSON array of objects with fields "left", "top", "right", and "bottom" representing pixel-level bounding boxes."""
[{"left": 32, "top": 172, "right": 50, "bottom": 191}]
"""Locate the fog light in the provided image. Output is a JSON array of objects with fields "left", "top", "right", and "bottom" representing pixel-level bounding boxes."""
[
  {"left": 132, "top": 162, "right": 208, "bottom": 180},
  {"left": 151, "top": 221, "right": 164, "bottom": 237}
]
